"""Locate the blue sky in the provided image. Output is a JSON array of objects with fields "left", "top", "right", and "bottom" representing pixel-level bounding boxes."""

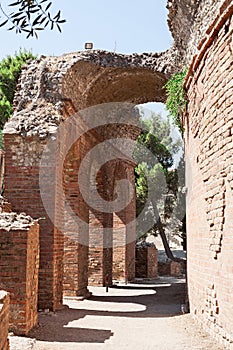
[
  {"left": 0, "top": 0, "right": 172, "bottom": 58},
  {"left": 0, "top": 1, "right": 174, "bottom": 117}
]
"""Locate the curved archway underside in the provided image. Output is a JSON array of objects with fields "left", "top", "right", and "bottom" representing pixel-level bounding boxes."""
[{"left": 4, "top": 50, "right": 170, "bottom": 138}]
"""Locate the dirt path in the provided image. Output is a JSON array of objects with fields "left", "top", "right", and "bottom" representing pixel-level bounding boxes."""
[{"left": 10, "top": 278, "right": 225, "bottom": 350}]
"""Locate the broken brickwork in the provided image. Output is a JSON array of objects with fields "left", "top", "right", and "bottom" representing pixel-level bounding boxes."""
[
  {"left": 0, "top": 213, "right": 39, "bottom": 335},
  {"left": 0, "top": 291, "right": 10, "bottom": 350},
  {"left": 184, "top": 1, "right": 233, "bottom": 347}
]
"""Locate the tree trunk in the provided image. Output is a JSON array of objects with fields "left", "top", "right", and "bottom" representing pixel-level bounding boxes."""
[{"left": 151, "top": 198, "right": 176, "bottom": 261}]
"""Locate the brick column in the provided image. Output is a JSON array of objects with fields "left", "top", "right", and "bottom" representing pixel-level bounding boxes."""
[
  {"left": 0, "top": 291, "right": 10, "bottom": 350},
  {"left": 63, "top": 138, "right": 90, "bottom": 297},
  {"left": 4, "top": 134, "right": 64, "bottom": 311},
  {"left": 112, "top": 163, "right": 136, "bottom": 282},
  {"left": 135, "top": 245, "right": 158, "bottom": 278},
  {"left": 0, "top": 214, "right": 39, "bottom": 335},
  {"left": 88, "top": 211, "right": 113, "bottom": 286},
  {"left": 88, "top": 163, "right": 113, "bottom": 286}
]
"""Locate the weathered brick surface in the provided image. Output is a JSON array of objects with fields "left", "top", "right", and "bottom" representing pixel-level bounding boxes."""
[
  {"left": 112, "top": 163, "right": 136, "bottom": 282},
  {"left": 158, "top": 260, "right": 182, "bottom": 277},
  {"left": 88, "top": 162, "right": 114, "bottom": 286},
  {"left": 63, "top": 120, "right": 91, "bottom": 297},
  {"left": 0, "top": 219, "right": 39, "bottom": 335},
  {"left": 0, "top": 291, "right": 10, "bottom": 350},
  {"left": 184, "top": 2, "right": 233, "bottom": 347},
  {"left": 88, "top": 160, "right": 136, "bottom": 285},
  {"left": 135, "top": 245, "right": 158, "bottom": 278},
  {"left": 0, "top": 1, "right": 232, "bottom": 347},
  {"left": 3, "top": 135, "right": 63, "bottom": 311}
]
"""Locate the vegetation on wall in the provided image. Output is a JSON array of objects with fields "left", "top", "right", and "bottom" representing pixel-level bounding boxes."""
[
  {"left": 0, "top": 50, "right": 36, "bottom": 145},
  {"left": 164, "top": 68, "right": 188, "bottom": 133}
]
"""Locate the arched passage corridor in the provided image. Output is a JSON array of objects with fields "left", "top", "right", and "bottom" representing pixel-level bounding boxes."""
[{"left": 3, "top": 50, "right": 169, "bottom": 311}]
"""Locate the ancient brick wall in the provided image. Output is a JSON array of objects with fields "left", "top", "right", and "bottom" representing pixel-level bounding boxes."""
[
  {"left": 184, "top": 2, "right": 233, "bottom": 347},
  {"left": 88, "top": 159, "right": 136, "bottom": 285},
  {"left": 111, "top": 162, "right": 136, "bottom": 283},
  {"left": 167, "top": 0, "right": 226, "bottom": 67},
  {"left": 0, "top": 214, "right": 39, "bottom": 335},
  {"left": 3, "top": 134, "right": 63, "bottom": 311},
  {"left": 3, "top": 49, "right": 168, "bottom": 305},
  {"left": 158, "top": 260, "right": 182, "bottom": 277},
  {"left": 147, "top": 246, "right": 158, "bottom": 278},
  {"left": 63, "top": 114, "right": 92, "bottom": 297},
  {"left": 135, "top": 245, "right": 158, "bottom": 279},
  {"left": 88, "top": 160, "right": 114, "bottom": 286},
  {"left": 0, "top": 291, "right": 10, "bottom": 350}
]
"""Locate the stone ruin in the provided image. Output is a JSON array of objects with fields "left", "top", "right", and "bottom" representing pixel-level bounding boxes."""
[{"left": 0, "top": 0, "right": 233, "bottom": 349}]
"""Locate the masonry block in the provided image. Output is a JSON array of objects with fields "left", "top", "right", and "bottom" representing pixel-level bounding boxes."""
[
  {"left": 184, "top": 2, "right": 233, "bottom": 347},
  {"left": 135, "top": 244, "right": 158, "bottom": 278},
  {"left": 0, "top": 291, "right": 10, "bottom": 350},
  {"left": 0, "top": 214, "right": 39, "bottom": 335}
]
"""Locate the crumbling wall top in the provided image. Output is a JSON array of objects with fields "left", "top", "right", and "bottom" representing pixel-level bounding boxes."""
[
  {"left": 167, "top": 0, "right": 226, "bottom": 65},
  {"left": 3, "top": 50, "right": 172, "bottom": 139}
]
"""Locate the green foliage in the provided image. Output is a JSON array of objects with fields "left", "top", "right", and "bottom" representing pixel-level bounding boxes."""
[
  {"left": 0, "top": 50, "right": 36, "bottom": 136},
  {"left": 0, "top": 129, "right": 3, "bottom": 149},
  {"left": 164, "top": 68, "right": 188, "bottom": 132},
  {"left": 134, "top": 111, "right": 186, "bottom": 245},
  {"left": 135, "top": 112, "right": 183, "bottom": 228},
  {"left": 0, "top": 0, "right": 66, "bottom": 38},
  {"left": 0, "top": 93, "right": 12, "bottom": 127}
]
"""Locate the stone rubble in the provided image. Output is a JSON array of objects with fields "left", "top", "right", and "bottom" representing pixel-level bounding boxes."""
[
  {"left": 0, "top": 212, "right": 35, "bottom": 231},
  {"left": 3, "top": 50, "right": 175, "bottom": 139}
]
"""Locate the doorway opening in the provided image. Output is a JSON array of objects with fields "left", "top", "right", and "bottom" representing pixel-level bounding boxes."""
[{"left": 134, "top": 101, "right": 186, "bottom": 279}]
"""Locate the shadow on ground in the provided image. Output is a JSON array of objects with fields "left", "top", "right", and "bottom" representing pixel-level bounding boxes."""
[{"left": 28, "top": 279, "right": 186, "bottom": 344}]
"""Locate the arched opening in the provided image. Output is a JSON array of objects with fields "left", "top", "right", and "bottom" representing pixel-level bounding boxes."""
[
  {"left": 61, "top": 57, "right": 170, "bottom": 298},
  {"left": 3, "top": 51, "right": 171, "bottom": 310},
  {"left": 135, "top": 101, "right": 186, "bottom": 277}
]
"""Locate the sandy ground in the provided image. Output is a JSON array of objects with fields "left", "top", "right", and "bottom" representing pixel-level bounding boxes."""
[{"left": 9, "top": 278, "right": 225, "bottom": 350}]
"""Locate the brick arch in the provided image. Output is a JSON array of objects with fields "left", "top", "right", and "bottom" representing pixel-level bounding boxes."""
[
  {"left": 62, "top": 60, "right": 167, "bottom": 110},
  {"left": 3, "top": 50, "right": 169, "bottom": 311}
]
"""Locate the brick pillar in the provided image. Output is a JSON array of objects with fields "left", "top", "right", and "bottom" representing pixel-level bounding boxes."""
[
  {"left": 112, "top": 215, "right": 135, "bottom": 282},
  {"left": 147, "top": 246, "right": 158, "bottom": 278},
  {"left": 112, "top": 163, "right": 136, "bottom": 282},
  {"left": 135, "top": 245, "right": 158, "bottom": 278},
  {"left": 0, "top": 215, "right": 39, "bottom": 335},
  {"left": 63, "top": 139, "right": 90, "bottom": 297},
  {"left": 0, "top": 291, "right": 10, "bottom": 350},
  {"left": 4, "top": 134, "right": 64, "bottom": 311},
  {"left": 88, "top": 163, "right": 113, "bottom": 286},
  {"left": 88, "top": 211, "right": 113, "bottom": 286},
  {"left": 63, "top": 229, "right": 89, "bottom": 297}
]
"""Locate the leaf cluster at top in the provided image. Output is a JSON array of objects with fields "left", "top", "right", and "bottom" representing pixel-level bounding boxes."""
[
  {"left": 0, "top": 49, "right": 36, "bottom": 131},
  {"left": 0, "top": 0, "right": 66, "bottom": 38},
  {"left": 164, "top": 68, "right": 188, "bottom": 133}
]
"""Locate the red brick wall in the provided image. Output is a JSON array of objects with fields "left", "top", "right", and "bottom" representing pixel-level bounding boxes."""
[
  {"left": 63, "top": 137, "right": 89, "bottom": 296},
  {"left": 112, "top": 163, "right": 136, "bottom": 282},
  {"left": 3, "top": 135, "right": 63, "bottom": 311},
  {"left": 112, "top": 213, "right": 127, "bottom": 282},
  {"left": 0, "top": 222, "right": 39, "bottom": 335},
  {"left": 184, "top": 2, "right": 233, "bottom": 347},
  {"left": 62, "top": 113, "right": 101, "bottom": 294},
  {"left": 136, "top": 246, "right": 158, "bottom": 278},
  {"left": 158, "top": 261, "right": 182, "bottom": 277},
  {"left": 147, "top": 246, "right": 158, "bottom": 278},
  {"left": 88, "top": 162, "right": 114, "bottom": 286},
  {"left": 0, "top": 291, "right": 10, "bottom": 350}
]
